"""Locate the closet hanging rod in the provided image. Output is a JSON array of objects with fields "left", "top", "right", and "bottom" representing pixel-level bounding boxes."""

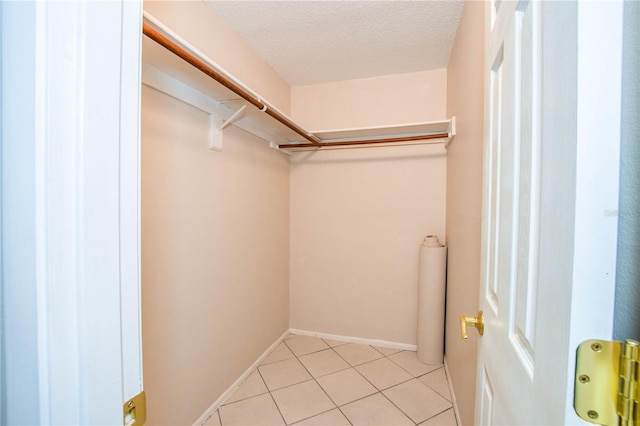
[
  {"left": 142, "top": 22, "right": 322, "bottom": 146},
  {"left": 142, "top": 16, "right": 452, "bottom": 150},
  {"left": 279, "top": 133, "right": 449, "bottom": 149}
]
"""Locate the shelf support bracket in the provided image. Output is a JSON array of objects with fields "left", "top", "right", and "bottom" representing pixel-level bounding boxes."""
[
  {"left": 269, "top": 142, "right": 292, "bottom": 156},
  {"left": 220, "top": 105, "right": 246, "bottom": 131},
  {"left": 211, "top": 105, "right": 247, "bottom": 151},
  {"left": 445, "top": 116, "right": 457, "bottom": 148}
]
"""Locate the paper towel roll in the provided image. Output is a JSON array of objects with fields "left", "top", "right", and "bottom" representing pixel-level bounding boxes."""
[{"left": 417, "top": 235, "right": 447, "bottom": 365}]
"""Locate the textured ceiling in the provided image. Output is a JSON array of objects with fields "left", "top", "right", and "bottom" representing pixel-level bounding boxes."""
[{"left": 204, "top": 0, "right": 464, "bottom": 86}]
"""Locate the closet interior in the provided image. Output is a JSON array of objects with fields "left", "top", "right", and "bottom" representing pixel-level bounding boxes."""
[{"left": 139, "top": 2, "right": 483, "bottom": 424}]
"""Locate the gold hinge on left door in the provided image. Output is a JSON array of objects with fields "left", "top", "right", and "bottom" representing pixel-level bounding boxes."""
[
  {"left": 123, "top": 391, "right": 146, "bottom": 426},
  {"left": 574, "top": 339, "right": 639, "bottom": 426}
]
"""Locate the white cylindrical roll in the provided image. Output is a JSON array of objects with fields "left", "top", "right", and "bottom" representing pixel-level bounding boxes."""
[{"left": 417, "top": 235, "right": 447, "bottom": 365}]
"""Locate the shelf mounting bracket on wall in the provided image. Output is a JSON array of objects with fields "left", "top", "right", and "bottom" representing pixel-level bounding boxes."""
[
  {"left": 143, "top": 13, "right": 457, "bottom": 152},
  {"left": 211, "top": 105, "right": 247, "bottom": 150},
  {"left": 269, "top": 142, "right": 293, "bottom": 156},
  {"left": 445, "top": 116, "right": 457, "bottom": 148},
  {"left": 219, "top": 105, "right": 246, "bottom": 132}
]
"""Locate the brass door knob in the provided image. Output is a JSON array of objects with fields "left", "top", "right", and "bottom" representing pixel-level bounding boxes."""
[{"left": 460, "top": 311, "right": 484, "bottom": 340}]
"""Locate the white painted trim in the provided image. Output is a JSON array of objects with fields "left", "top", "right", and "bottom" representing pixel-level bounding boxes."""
[
  {"left": 444, "top": 358, "right": 462, "bottom": 426},
  {"left": 192, "top": 329, "right": 290, "bottom": 426},
  {"left": 2, "top": 1, "right": 143, "bottom": 423},
  {"left": 563, "top": 1, "right": 623, "bottom": 421},
  {"left": 143, "top": 11, "right": 264, "bottom": 106},
  {"left": 119, "top": 0, "right": 144, "bottom": 402},
  {"left": 269, "top": 141, "right": 293, "bottom": 157},
  {"left": 142, "top": 11, "right": 306, "bottom": 148},
  {"left": 288, "top": 329, "right": 417, "bottom": 352},
  {"left": 142, "top": 64, "right": 294, "bottom": 152},
  {"left": 0, "top": 7, "right": 3, "bottom": 421},
  {"left": 142, "top": 64, "right": 224, "bottom": 151},
  {"left": 444, "top": 116, "right": 457, "bottom": 149},
  {"left": 34, "top": 3, "right": 52, "bottom": 422},
  {"left": 2, "top": 3, "right": 43, "bottom": 422},
  {"left": 310, "top": 119, "right": 451, "bottom": 140}
]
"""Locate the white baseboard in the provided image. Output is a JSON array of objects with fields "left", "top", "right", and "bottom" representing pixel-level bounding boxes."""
[
  {"left": 288, "top": 328, "right": 417, "bottom": 352},
  {"left": 443, "top": 357, "right": 461, "bottom": 425},
  {"left": 193, "top": 328, "right": 418, "bottom": 425},
  {"left": 192, "top": 329, "right": 289, "bottom": 426}
]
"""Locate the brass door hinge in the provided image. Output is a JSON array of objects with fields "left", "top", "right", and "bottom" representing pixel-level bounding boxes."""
[
  {"left": 124, "top": 391, "right": 146, "bottom": 426},
  {"left": 574, "top": 339, "right": 639, "bottom": 426}
]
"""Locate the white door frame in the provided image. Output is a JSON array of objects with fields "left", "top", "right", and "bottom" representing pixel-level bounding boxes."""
[
  {"left": 1, "top": 1, "right": 143, "bottom": 423},
  {"left": 562, "top": 0, "right": 624, "bottom": 420}
]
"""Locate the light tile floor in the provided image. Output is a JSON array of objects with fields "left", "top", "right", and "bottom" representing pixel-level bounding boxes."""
[{"left": 203, "top": 334, "right": 458, "bottom": 426}]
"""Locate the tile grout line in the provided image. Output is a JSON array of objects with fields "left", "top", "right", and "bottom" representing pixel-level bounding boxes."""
[
  {"left": 421, "top": 407, "right": 458, "bottom": 425},
  {"left": 267, "top": 391, "right": 288, "bottom": 426},
  {"left": 323, "top": 341, "right": 418, "bottom": 425},
  {"left": 335, "top": 347, "right": 444, "bottom": 398},
  {"left": 417, "top": 368, "right": 454, "bottom": 403},
  {"left": 321, "top": 340, "right": 445, "bottom": 425},
  {"left": 256, "top": 365, "right": 288, "bottom": 426},
  {"left": 231, "top": 355, "right": 444, "bottom": 402},
  {"left": 322, "top": 340, "right": 385, "bottom": 415},
  {"left": 218, "top": 334, "right": 456, "bottom": 426},
  {"left": 279, "top": 336, "right": 400, "bottom": 425},
  {"left": 285, "top": 339, "right": 343, "bottom": 425},
  {"left": 376, "top": 370, "right": 454, "bottom": 425},
  {"left": 317, "top": 339, "right": 355, "bottom": 426},
  {"left": 273, "top": 336, "right": 342, "bottom": 425},
  {"left": 330, "top": 344, "right": 451, "bottom": 426},
  {"left": 386, "top": 352, "right": 443, "bottom": 379},
  {"left": 376, "top": 384, "right": 419, "bottom": 425}
]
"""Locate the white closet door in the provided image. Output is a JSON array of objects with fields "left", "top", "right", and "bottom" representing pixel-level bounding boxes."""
[{"left": 474, "top": 1, "right": 623, "bottom": 424}]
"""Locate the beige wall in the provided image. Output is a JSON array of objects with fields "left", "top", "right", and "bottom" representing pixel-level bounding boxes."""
[
  {"left": 444, "top": 2, "right": 485, "bottom": 424},
  {"left": 291, "top": 69, "right": 447, "bottom": 130},
  {"left": 141, "top": 2, "right": 291, "bottom": 424},
  {"left": 289, "top": 70, "right": 448, "bottom": 344},
  {"left": 141, "top": 87, "right": 290, "bottom": 425},
  {"left": 290, "top": 145, "right": 446, "bottom": 344}
]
